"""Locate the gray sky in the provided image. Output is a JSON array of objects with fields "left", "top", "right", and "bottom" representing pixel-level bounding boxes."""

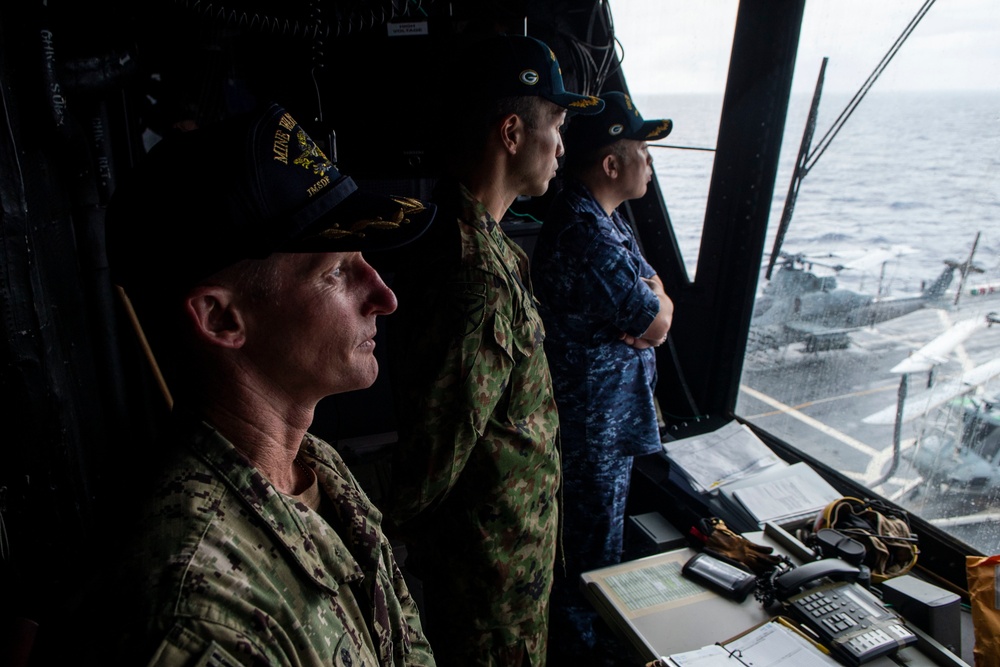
[{"left": 611, "top": 0, "right": 1000, "bottom": 95}]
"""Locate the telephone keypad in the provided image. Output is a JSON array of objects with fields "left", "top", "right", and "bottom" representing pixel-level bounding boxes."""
[{"left": 786, "top": 583, "right": 918, "bottom": 665}]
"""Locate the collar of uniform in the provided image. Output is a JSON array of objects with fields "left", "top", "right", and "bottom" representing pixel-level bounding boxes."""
[
  {"left": 456, "top": 181, "right": 499, "bottom": 233},
  {"left": 174, "top": 409, "right": 365, "bottom": 592},
  {"left": 563, "top": 177, "right": 610, "bottom": 220}
]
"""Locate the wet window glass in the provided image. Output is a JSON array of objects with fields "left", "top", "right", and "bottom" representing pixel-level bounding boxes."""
[
  {"left": 616, "top": 0, "right": 1000, "bottom": 555},
  {"left": 614, "top": 3, "right": 737, "bottom": 280}
]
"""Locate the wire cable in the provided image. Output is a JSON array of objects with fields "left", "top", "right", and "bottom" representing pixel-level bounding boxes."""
[{"left": 805, "top": 0, "right": 937, "bottom": 173}]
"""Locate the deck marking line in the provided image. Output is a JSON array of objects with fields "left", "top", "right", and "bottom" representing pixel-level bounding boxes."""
[
  {"left": 746, "top": 384, "right": 899, "bottom": 420},
  {"left": 740, "top": 385, "right": 881, "bottom": 458},
  {"left": 930, "top": 512, "right": 1000, "bottom": 529}
]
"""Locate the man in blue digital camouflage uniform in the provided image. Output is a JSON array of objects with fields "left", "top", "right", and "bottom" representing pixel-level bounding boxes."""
[
  {"left": 385, "top": 35, "right": 603, "bottom": 666},
  {"left": 94, "top": 102, "right": 438, "bottom": 666},
  {"left": 531, "top": 91, "right": 675, "bottom": 665}
]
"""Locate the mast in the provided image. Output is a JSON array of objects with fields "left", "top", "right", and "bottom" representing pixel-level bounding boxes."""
[{"left": 766, "top": 58, "right": 826, "bottom": 280}]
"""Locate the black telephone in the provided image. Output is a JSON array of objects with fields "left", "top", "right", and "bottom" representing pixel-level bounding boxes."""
[{"left": 773, "top": 559, "right": 918, "bottom": 665}]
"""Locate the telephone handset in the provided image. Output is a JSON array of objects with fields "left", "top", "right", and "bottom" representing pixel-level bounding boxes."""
[
  {"left": 773, "top": 559, "right": 918, "bottom": 665},
  {"left": 773, "top": 558, "right": 861, "bottom": 600}
]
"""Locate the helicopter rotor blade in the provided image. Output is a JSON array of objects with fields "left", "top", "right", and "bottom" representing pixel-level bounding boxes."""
[
  {"left": 863, "top": 357, "right": 1000, "bottom": 425},
  {"left": 890, "top": 316, "right": 988, "bottom": 374},
  {"left": 778, "top": 245, "right": 919, "bottom": 276},
  {"left": 826, "top": 245, "right": 918, "bottom": 273}
]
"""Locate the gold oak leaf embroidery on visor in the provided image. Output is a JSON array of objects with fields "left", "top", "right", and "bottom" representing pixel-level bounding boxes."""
[
  {"left": 570, "top": 97, "right": 602, "bottom": 110},
  {"left": 318, "top": 197, "right": 427, "bottom": 240},
  {"left": 645, "top": 120, "right": 672, "bottom": 138}
]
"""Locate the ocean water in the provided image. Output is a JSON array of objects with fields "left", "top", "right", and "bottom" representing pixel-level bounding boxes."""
[{"left": 633, "top": 90, "right": 1000, "bottom": 296}]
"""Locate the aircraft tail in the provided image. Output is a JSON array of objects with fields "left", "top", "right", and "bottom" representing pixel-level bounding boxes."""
[{"left": 922, "top": 263, "right": 956, "bottom": 298}]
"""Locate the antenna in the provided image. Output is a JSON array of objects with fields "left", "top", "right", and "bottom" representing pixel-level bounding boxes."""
[
  {"left": 115, "top": 286, "right": 174, "bottom": 410},
  {"left": 766, "top": 58, "right": 826, "bottom": 280}
]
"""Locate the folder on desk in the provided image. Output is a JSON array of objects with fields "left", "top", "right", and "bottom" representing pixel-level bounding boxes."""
[
  {"left": 662, "top": 616, "right": 842, "bottom": 666},
  {"left": 716, "top": 462, "right": 841, "bottom": 531}
]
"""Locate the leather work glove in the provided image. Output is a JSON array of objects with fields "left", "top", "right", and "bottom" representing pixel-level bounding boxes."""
[{"left": 698, "top": 517, "right": 784, "bottom": 575}]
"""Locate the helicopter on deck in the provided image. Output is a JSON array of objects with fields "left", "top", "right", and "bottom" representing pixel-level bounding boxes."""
[
  {"left": 864, "top": 311, "right": 1000, "bottom": 494},
  {"left": 903, "top": 394, "right": 1000, "bottom": 491},
  {"left": 746, "top": 249, "right": 963, "bottom": 354}
]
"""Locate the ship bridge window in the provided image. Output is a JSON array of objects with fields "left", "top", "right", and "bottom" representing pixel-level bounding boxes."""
[
  {"left": 727, "top": 0, "right": 1000, "bottom": 556},
  {"left": 616, "top": 0, "right": 998, "bottom": 558},
  {"left": 613, "top": 2, "right": 737, "bottom": 281}
]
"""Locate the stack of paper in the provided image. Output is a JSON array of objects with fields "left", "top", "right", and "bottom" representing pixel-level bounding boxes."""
[{"left": 662, "top": 421, "right": 783, "bottom": 494}]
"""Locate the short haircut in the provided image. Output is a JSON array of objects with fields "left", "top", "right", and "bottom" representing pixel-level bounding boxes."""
[
  {"left": 563, "top": 136, "right": 629, "bottom": 178},
  {"left": 125, "top": 254, "right": 284, "bottom": 399},
  {"left": 445, "top": 95, "right": 549, "bottom": 167}
]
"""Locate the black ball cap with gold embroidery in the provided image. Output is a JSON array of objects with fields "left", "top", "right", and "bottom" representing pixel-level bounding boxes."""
[
  {"left": 461, "top": 35, "right": 604, "bottom": 115},
  {"left": 106, "top": 102, "right": 436, "bottom": 295},
  {"left": 566, "top": 91, "right": 673, "bottom": 154}
]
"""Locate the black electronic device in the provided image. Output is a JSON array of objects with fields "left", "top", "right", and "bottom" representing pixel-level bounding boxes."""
[
  {"left": 774, "top": 559, "right": 919, "bottom": 665},
  {"left": 681, "top": 552, "right": 757, "bottom": 602},
  {"left": 814, "top": 528, "right": 867, "bottom": 565}
]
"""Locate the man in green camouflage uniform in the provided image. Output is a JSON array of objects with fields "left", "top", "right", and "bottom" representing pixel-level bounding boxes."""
[
  {"left": 386, "top": 36, "right": 603, "bottom": 666},
  {"left": 95, "top": 102, "right": 438, "bottom": 666}
]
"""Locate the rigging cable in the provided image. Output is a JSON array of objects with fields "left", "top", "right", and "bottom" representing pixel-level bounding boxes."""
[
  {"left": 804, "top": 0, "right": 937, "bottom": 174},
  {"left": 766, "top": 0, "right": 937, "bottom": 279}
]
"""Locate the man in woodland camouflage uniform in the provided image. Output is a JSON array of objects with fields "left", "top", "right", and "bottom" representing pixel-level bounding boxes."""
[
  {"left": 90, "top": 102, "right": 437, "bottom": 666},
  {"left": 385, "top": 35, "right": 603, "bottom": 665}
]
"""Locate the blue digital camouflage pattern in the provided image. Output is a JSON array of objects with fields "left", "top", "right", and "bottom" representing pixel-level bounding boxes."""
[
  {"left": 531, "top": 178, "right": 662, "bottom": 460},
  {"left": 387, "top": 179, "right": 561, "bottom": 666},
  {"left": 549, "top": 445, "right": 636, "bottom": 665},
  {"left": 531, "top": 178, "right": 664, "bottom": 663},
  {"left": 107, "top": 409, "right": 434, "bottom": 666}
]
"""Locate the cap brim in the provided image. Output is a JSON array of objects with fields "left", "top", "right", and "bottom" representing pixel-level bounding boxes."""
[
  {"left": 285, "top": 188, "right": 437, "bottom": 254},
  {"left": 547, "top": 92, "right": 605, "bottom": 115},
  {"left": 638, "top": 118, "right": 673, "bottom": 141}
]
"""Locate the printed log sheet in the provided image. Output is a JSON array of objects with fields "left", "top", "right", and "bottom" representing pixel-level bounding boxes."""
[{"left": 605, "top": 561, "right": 706, "bottom": 612}]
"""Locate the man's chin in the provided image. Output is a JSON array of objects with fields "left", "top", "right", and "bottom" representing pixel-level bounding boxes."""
[
  {"left": 329, "top": 364, "right": 380, "bottom": 396},
  {"left": 528, "top": 180, "right": 553, "bottom": 198}
]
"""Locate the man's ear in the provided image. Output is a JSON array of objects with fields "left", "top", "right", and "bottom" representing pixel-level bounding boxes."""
[
  {"left": 602, "top": 152, "right": 620, "bottom": 180},
  {"left": 499, "top": 113, "right": 522, "bottom": 155},
  {"left": 184, "top": 286, "right": 246, "bottom": 349}
]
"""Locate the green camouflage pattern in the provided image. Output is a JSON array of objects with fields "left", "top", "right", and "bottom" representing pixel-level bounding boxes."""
[
  {"left": 388, "top": 181, "right": 561, "bottom": 665},
  {"left": 109, "top": 411, "right": 435, "bottom": 666}
]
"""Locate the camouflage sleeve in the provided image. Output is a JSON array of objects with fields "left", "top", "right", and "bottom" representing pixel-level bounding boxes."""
[
  {"left": 586, "top": 226, "right": 660, "bottom": 338},
  {"left": 145, "top": 621, "right": 275, "bottom": 666},
  {"left": 391, "top": 267, "right": 514, "bottom": 521},
  {"left": 387, "top": 545, "right": 437, "bottom": 665}
]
